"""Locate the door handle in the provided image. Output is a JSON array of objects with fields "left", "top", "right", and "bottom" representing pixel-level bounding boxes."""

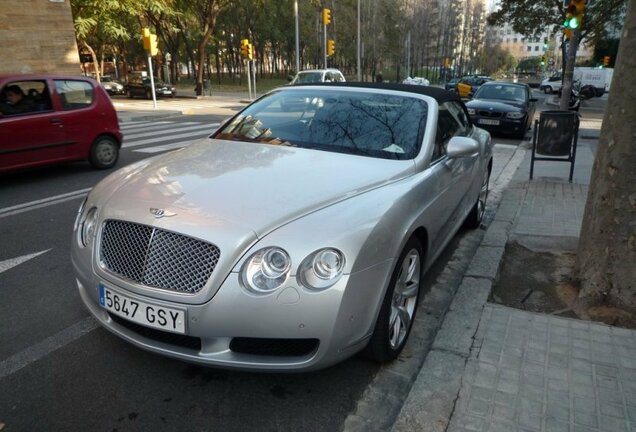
[{"left": 50, "top": 118, "right": 62, "bottom": 125}]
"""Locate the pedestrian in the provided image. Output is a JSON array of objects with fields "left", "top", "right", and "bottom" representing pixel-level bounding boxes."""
[{"left": 375, "top": 73, "right": 383, "bottom": 83}]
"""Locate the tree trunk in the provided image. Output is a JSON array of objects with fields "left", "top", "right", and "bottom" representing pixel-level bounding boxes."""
[
  {"left": 574, "top": 0, "right": 636, "bottom": 308},
  {"left": 559, "top": 31, "right": 580, "bottom": 110},
  {"left": 84, "top": 41, "right": 100, "bottom": 82}
]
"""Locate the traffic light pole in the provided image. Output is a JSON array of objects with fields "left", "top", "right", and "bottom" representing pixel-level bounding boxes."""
[
  {"left": 246, "top": 60, "right": 252, "bottom": 100},
  {"left": 147, "top": 53, "right": 157, "bottom": 109},
  {"left": 323, "top": 24, "right": 328, "bottom": 69},
  {"left": 252, "top": 60, "right": 257, "bottom": 99}
]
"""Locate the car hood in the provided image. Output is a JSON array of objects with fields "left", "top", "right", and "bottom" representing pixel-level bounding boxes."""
[
  {"left": 466, "top": 98, "right": 525, "bottom": 111},
  {"left": 100, "top": 138, "right": 415, "bottom": 238}
]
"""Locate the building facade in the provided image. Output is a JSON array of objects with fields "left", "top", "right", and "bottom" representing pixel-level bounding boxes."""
[{"left": 0, "top": 0, "right": 80, "bottom": 75}]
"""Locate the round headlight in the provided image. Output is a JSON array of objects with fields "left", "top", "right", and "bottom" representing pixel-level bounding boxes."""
[
  {"left": 299, "top": 248, "right": 345, "bottom": 290},
  {"left": 506, "top": 111, "right": 525, "bottom": 119},
  {"left": 467, "top": 108, "right": 476, "bottom": 115},
  {"left": 80, "top": 207, "right": 98, "bottom": 247},
  {"left": 241, "top": 247, "right": 291, "bottom": 294}
]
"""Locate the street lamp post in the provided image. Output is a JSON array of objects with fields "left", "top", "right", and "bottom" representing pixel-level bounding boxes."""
[
  {"left": 295, "top": 0, "right": 300, "bottom": 73},
  {"left": 164, "top": 52, "right": 172, "bottom": 85},
  {"left": 357, "top": 0, "right": 361, "bottom": 81}
]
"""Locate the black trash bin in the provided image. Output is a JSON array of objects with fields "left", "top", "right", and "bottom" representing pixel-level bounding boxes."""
[{"left": 530, "top": 110, "right": 580, "bottom": 182}]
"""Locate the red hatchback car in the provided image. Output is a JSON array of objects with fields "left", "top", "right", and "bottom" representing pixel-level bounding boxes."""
[{"left": 0, "top": 74, "right": 123, "bottom": 173}]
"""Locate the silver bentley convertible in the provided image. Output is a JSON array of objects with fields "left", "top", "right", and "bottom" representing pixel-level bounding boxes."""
[{"left": 71, "top": 83, "right": 493, "bottom": 371}]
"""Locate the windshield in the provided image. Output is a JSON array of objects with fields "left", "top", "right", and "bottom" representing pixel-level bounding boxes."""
[
  {"left": 474, "top": 84, "right": 526, "bottom": 102},
  {"left": 213, "top": 89, "right": 428, "bottom": 160},
  {"left": 292, "top": 72, "right": 324, "bottom": 84}
]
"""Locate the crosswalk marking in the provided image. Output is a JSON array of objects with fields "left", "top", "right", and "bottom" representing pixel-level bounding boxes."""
[
  {"left": 124, "top": 123, "right": 207, "bottom": 139},
  {"left": 120, "top": 120, "right": 220, "bottom": 153},
  {"left": 121, "top": 120, "right": 186, "bottom": 132}
]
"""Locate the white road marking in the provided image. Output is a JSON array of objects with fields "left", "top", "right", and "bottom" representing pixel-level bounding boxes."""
[
  {"left": 124, "top": 123, "right": 212, "bottom": 141},
  {"left": 0, "top": 188, "right": 89, "bottom": 219},
  {"left": 0, "top": 317, "right": 99, "bottom": 379},
  {"left": 123, "top": 128, "right": 214, "bottom": 148},
  {"left": 0, "top": 250, "right": 51, "bottom": 274}
]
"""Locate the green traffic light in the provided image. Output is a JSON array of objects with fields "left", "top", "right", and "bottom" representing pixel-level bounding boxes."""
[{"left": 568, "top": 17, "right": 580, "bottom": 29}]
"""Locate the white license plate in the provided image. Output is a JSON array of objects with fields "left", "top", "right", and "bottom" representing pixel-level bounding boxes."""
[
  {"left": 99, "top": 284, "right": 186, "bottom": 334},
  {"left": 479, "top": 119, "right": 500, "bottom": 126},
  {"left": 163, "top": 91, "right": 172, "bottom": 95}
]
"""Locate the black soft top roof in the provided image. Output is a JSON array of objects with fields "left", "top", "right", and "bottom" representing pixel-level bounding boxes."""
[{"left": 289, "top": 82, "right": 462, "bottom": 104}]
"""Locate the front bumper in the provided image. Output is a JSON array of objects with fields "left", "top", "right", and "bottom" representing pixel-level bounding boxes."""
[{"left": 73, "top": 254, "right": 393, "bottom": 372}]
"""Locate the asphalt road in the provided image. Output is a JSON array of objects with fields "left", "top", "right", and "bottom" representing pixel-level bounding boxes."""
[{"left": 0, "top": 92, "right": 551, "bottom": 432}]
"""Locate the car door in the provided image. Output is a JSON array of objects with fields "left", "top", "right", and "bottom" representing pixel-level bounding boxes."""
[
  {"left": 427, "top": 101, "right": 475, "bottom": 252},
  {"left": 0, "top": 79, "right": 68, "bottom": 171},
  {"left": 52, "top": 79, "right": 98, "bottom": 160}
]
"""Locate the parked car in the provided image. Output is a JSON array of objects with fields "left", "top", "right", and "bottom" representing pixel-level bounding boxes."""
[
  {"left": 540, "top": 74, "right": 562, "bottom": 94},
  {"left": 71, "top": 83, "right": 493, "bottom": 372},
  {"left": 456, "top": 75, "right": 492, "bottom": 98},
  {"left": 402, "top": 76, "right": 430, "bottom": 86},
  {"left": 125, "top": 76, "right": 176, "bottom": 99},
  {"left": 465, "top": 81, "right": 537, "bottom": 139},
  {"left": 0, "top": 74, "right": 122, "bottom": 173},
  {"left": 100, "top": 76, "right": 125, "bottom": 96},
  {"left": 288, "top": 68, "right": 346, "bottom": 84},
  {"left": 445, "top": 77, "right": 460, "bottom": 91}
]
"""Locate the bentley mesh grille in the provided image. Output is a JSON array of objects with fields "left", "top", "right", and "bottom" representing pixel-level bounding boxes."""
[{"left": 100, "top": 220, "right": 220, "bottom": 293}]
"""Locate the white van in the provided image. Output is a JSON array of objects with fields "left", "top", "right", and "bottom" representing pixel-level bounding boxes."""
[
  {"left": 573, "top": 67, "right": 613, "bottom": 96},
  {"left": 540, "top": 68, "right": 613, "bottom": 96}
]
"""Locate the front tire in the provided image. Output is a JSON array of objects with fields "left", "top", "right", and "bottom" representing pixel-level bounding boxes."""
[
  {"left": 464, "top": 167, "right": 490, "bottom": 229},
  {"left": 89, "top": 136, "right": 119, "bottom": 169},
  {"left": 364, "top": 237, "right": 423, "bottom": 363}
]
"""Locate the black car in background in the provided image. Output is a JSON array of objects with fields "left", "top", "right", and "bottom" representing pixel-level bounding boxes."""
[
  {"left": 125, "top": 76, "right": 176, "bottom": 99},
  {"left": 465, "top": 81, "right": 537, "bottom": 139}
]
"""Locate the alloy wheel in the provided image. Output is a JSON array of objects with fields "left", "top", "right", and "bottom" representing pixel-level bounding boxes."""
[{"left": 388, "top": 248, "right": 421, "bottom": 349}]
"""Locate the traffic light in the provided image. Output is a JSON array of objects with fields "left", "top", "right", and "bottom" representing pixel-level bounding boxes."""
[
  {"left": 327, "top": 39, "right": 335, "bottom": 56},
  {"left": 248, "top": 43, "right": 254, "bottom": 60},
  {"left": 322, "top": 8, "right": 331, "bottom": 25},
  {"left": 603, "top": 56, "right": 611, "bottom": 66},
  {"left": 564, "top": 0, "right": 585, "bottom": 30},
  {"left": 241, "top": 39, "right": 250, "bottom": 59},
  {"left": 540, "top": 56, "right": 545, "bottom": 66},
  {"left": 149, "top": 34, "right": 158, "bottom": 56},
  {"left": 142, "top": 28, "right": 158, "bottom": 56}
]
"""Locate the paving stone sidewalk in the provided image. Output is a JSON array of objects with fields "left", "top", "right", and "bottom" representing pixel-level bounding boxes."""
[{"left": 390, "top": 116, "right": 636, "bottom": 432}]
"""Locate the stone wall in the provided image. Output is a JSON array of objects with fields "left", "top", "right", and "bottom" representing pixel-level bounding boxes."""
[{"left": 0, "top": 0, "right": 80, "bottom": 75}]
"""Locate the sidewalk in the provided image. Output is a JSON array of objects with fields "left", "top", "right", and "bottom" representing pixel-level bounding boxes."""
[
  {"left": 391, "top": 114, "right": 636, "bottom": 431},
  {"left": 115, "top": 90, "right": 250, "bottom": 123}
]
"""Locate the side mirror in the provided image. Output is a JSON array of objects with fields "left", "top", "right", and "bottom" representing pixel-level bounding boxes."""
[
  {"left": 447, "top": 136, "right": 479, "bottom": 159},
  {"left": 287, "top": 75, "right": 294, "bottom": 82}
]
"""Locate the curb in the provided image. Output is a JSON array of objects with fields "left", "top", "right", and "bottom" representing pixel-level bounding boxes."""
[{"left": 389, "top": 145, "right": 528, "bottom": 432}]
